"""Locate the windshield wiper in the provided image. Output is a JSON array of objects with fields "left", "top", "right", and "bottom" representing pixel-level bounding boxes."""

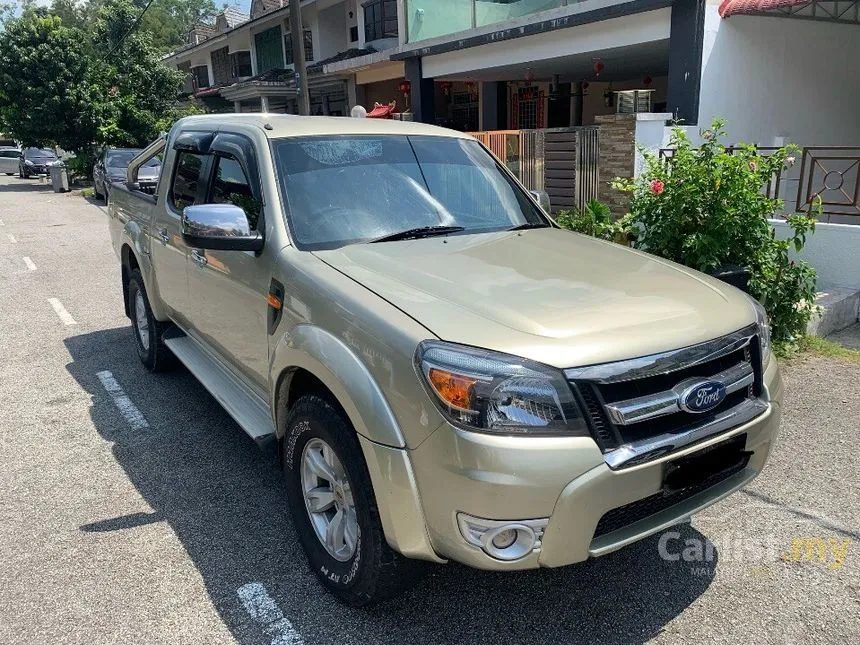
[
  {"left": 368, "top": 225, "right": 465, "bottom": 243},
  {"left": 508, "top": 222, "right": 549, "bottom": 231}
]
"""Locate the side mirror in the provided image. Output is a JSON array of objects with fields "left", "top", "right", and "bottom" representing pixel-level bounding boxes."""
[
  {"left": 529, "top": 189, "right": 551, "bottom": 214},
  {"left": 181, "top": 204, "right": 264, "bottom": 252}
]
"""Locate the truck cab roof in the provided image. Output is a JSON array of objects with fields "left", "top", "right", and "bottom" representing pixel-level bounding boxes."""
[{"left": 172, "top": 114, "right": 473, "bottom": 140}]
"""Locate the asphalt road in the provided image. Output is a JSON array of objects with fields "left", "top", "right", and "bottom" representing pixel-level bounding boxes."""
[{"left": 0, "top": 173, "right": 858, "bottom": 644}]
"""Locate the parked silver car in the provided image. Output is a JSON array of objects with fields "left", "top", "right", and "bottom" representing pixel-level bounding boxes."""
[
  {"left": 0, "top": 147, "right": 21, "bottom": 175},
  {"left": 19, "top": 147, "right": 60, "bottom": 178},
  {"left": 93, "top": 148, "right": 161, "bottom": 201}
]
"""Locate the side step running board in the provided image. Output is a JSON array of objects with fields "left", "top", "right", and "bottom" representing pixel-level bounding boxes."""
[{"left": 163, "top": 330, "right": 275, "bottom": 446}]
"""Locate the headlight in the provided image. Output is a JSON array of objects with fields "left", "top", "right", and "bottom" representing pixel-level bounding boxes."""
[
  {"left": 748, "top": 296, "right": 772, "bottom": 366},
  {"left": 24, "top": 160, "right": 34, "bottom": 166},
  {"left": 416, "top": 341, "right": 588, "bottom": 436}
]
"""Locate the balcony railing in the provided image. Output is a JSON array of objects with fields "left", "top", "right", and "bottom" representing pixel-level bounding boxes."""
[{"left": 406, "top": 0, "right": 573, "bottom": 43}]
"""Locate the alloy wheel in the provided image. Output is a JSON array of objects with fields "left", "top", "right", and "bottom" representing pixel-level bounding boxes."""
[
  {"left": 134, "top": 290, "right": 150, "bottom": 351},
  {"left": 300, "top": 438, "right": 359, "bottom": 562}
]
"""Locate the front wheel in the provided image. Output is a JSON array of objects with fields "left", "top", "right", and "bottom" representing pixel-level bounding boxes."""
[
  {"left": 282, "top": 395, "right": 427, "bottom": 606},
  {"left": 126, "top": 269, "right": 174, "bottom": 372}
]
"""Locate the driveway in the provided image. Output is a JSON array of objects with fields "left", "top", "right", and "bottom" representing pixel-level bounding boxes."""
[{"left": 0, "top": 174, "right": 857, "bottom": 644}]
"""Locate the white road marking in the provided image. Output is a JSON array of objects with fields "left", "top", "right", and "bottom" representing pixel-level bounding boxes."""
[
  {"left": 22, "top": 256, "right": 36, "bottom": 271},
  {"left": 237, "top": 583, "right": 304, "bottom": 645},
  {"left": 96, "top": 370, "right": 149, "bottom": 430},
  {"left": 7, "top": 234, "right": 16, "bottom": 243},
  {"left": 48, "top": 297, "right": 77, "bottom": 325}
]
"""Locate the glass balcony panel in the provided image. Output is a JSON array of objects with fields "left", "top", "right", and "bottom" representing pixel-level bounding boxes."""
[
  {"left": 406, "top": 0, "right": 569, "bottom": 43},
  {"left": 406, "top": 0, "right": 474, "bottom": 42},
  {"left": 476, "top": 0, "right": 567, "bottom": 29}
]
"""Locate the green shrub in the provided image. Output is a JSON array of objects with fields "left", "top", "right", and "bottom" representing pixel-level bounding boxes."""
[
  {"left": 555, "top": 199, "right": 631, "bottom": 243},
  {"left": 612, "top": 119, "right": 819, "bottom": 347}
]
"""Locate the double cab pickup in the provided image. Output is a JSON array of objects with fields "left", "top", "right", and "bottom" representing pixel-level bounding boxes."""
[{"left": 108, "top": 114, "right": 782, "bottom": 606}]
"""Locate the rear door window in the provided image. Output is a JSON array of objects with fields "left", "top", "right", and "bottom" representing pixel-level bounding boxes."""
[
  {"left": 209, "top": 155, "right": 261, "bottom": 230},
  {"left": 171, "top": 152, "right": 207, "bottom": 210}
]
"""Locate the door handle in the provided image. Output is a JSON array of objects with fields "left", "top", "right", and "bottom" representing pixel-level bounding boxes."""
[
  {"left": 157, "top": 228, "right": 170, "bottom": 244},
  {"left": 191, "top": 249, "right": 208, "bottom": 267}
]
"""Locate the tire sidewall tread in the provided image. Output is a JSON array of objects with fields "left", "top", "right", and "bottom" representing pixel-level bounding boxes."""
[{"left": 282, "top": 394, "right": 425, "bottom": 606}]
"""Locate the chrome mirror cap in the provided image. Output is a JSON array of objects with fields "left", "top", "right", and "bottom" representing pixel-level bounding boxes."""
[
  {"left": 529, "top": 189, "right": 551, "bottom": 214},
  {"left": 181, "top": 204, "right": 263, "bottom": 252}
]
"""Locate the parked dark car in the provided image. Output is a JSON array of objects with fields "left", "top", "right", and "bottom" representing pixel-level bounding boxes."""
[
  {"left": 19, "top": 147, "right": 60, "bottom": 178},
  {"left": 94, "top": 148, "right": 161, "bottom": 201}
]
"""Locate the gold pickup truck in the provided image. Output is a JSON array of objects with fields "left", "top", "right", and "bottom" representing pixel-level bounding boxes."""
[{"left": 108, "top": 114, "right": 782, "bottom": 606}]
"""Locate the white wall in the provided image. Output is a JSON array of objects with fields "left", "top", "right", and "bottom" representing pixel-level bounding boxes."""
[
  {"left": 771, "top": 220, "right": 860, "bottom": 290},
  {"left": 317, "top": 3, "right": 348, "bottom": 60},
  {"left": 699, "top": 6, "right": 860, "bottom": 147}
]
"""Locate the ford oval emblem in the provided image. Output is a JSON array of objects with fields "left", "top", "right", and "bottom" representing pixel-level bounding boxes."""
[{"left": 678, "top": 380, "right": 727, "bottom": 414}]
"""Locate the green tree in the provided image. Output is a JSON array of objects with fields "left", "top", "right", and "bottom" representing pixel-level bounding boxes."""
[
  {"left": 0, "top": 0, "right": 187, "bottom": 167},
  {"left": 139, "top": 0, "right": 219, "bottom": 53},
  {"left": 93, "top": 0, "right": 185, "bottom": 146},
  {"left": 0, "top": 13, "right": 104, "bottom": 150}
]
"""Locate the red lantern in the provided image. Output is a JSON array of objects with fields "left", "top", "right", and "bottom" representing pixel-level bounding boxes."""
[
  {"left": 594, "top": 60, "right": 604, "bottom": 79},
  {"left": 399, "top": 80, "right": 412, "bottom": 97},
  {"left": 439, "top": 81, "right": 453, "bottom": 96},
  {"left": 643, "top": 75, "right": 653, "bottom": 87}
]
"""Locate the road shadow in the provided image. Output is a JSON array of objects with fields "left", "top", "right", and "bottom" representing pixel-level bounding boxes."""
[
  {"left": 0, "top": 177, "right": 54, "bottom": 193},
  {"left": 65, "top": 326, "right": 717, "bottom": 645}
]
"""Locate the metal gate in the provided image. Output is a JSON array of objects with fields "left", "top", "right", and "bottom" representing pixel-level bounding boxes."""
[{"left": 470, "top": 127, "right": 600, "bottom": 214}]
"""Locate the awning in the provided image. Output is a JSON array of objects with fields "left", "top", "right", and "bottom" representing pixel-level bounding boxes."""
[
  {"left": 366, "top": 104, "right": 396, "bottom": 119},
  {"left": 720, "top": 0, "right": 825, "bottom": 17}
]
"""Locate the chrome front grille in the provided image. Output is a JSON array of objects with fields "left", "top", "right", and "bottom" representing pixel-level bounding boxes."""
[{"left": 566, "top": 324, "right": 766, "bottom": 469}]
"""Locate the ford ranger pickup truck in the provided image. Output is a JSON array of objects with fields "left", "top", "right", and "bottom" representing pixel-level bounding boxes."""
[{"left": 108, "top": 114, "right": 782, "bottom": 606}]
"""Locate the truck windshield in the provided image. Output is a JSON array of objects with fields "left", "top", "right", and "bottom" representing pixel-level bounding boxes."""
[{"left": 272, "top": 135, "right": 548, "bottom": 250}]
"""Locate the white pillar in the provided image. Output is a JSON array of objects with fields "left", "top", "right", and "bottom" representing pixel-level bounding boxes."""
[
  {"left": 234, "top": 100, "right": 242, "bottom": 113},
  {"left": 261, "top": 96, "right": 270, "bottom": 112}
]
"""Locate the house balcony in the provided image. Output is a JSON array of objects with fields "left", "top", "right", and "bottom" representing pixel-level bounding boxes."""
[{"left": 405, "top": 0, "right": 612, "bottom": 43}]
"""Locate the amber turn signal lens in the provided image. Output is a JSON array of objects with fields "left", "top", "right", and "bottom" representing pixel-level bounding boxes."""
[
  {"left": 428, "top": 368, "right": 477, "bottom": 411},
  {"left": 266, "top": 293, "right": 282, "bottom": 310}
]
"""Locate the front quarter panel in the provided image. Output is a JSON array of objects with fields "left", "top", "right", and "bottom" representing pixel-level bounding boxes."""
[{"left": 269, "top": 246, "right": 445, "bottom": 449}]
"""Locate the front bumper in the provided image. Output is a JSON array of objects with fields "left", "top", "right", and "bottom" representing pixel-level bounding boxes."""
[{"left": 385, "top": 357, "right": 782, "bottom": 570}]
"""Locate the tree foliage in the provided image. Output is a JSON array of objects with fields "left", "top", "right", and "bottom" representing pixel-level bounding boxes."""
[
  {"left": 0, "top": 13, "right": 103, "bottom": 150},
  {"left": 0, "top": 0, "right": 191, "bottom": 158}
]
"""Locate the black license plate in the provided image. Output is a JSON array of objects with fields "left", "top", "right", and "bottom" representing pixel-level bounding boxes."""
[{"left": 662, "top": 434, "right": 752, "bottom": 493}]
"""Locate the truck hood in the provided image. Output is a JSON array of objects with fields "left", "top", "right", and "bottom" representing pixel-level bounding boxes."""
[{"left": 313, "top": 229, "right": 757, "bottom": 368}]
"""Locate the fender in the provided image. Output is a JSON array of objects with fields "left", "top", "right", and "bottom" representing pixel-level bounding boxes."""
[
  {"left": 119, "top": 225, "right": 170, "bottom": 321},
  {"left": 269, "top": 324, "right": 406, "bottom": 448}
]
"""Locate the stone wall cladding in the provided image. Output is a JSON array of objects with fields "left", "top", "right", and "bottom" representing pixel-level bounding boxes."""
[{"left": 596, "top": 114, "right": 636, "bottom": 217}]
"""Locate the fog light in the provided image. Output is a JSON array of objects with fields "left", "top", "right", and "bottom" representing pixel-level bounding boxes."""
[
  {"left": 457, "top": 513, "right": 549, "bottom": 562},
  {"left": 491, "top": 528, "right": 518, "bottom": 550}
]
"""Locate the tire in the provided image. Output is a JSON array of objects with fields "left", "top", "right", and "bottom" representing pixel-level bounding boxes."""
[
  {"left": 126, "top": 268, "right": 174, "bottom": 372},
  {"left": 93, "top": 181, "right": 102, "bottom": 200},
  {"left": 282, "top": 395, "right": 427, "bottom": 606}
]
